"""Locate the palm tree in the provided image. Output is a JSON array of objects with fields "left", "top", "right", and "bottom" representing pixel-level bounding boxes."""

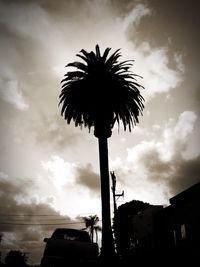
[
  {"left": 82, "top": 215, "right": 101, "bottom": 243},
  {"left": 59, "top": 45, "right": 144, "bottom": 259}
]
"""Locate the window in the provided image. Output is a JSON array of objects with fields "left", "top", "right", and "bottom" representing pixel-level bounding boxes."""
[{"left": 181, "top": 224, "right": 186, "bottom": 239}]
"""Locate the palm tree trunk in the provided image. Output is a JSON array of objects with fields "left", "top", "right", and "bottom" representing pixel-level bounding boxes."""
[
  {"left": 91, "top": 225, "right": 94, "bottom": 243},
  {"left": 95, "top": 228, "right": 98, "bottom": 243},
  {"left": 98, "top": 136, "right": 115, "bottom": 259}
]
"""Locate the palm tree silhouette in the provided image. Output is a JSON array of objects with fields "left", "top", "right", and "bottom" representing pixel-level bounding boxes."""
[
  {"left": 59, "top": 45, "right": 144, "bottom": 259},
  {"left": 82, "top": 215, "right": 101, "bottom": 243}
]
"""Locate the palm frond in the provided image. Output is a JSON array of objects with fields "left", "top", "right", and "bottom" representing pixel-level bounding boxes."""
[
  {"left": 76, "top": 53, "right": 88, "bottom": 63},
  {"left": 105, "top": 49, "right": 121, "bottom": 67},
  {"left": 95, "top": 44, "right": 101, "bottom": 59},
  {"left": 66, "top": 62, "right": 87, "bottom": 72},
  {"left": 102, "top": 47, "right": 111, "bottom": 63}
]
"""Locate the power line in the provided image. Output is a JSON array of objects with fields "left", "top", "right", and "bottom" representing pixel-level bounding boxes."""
[
  {"left": 0, "top": 214, "right": 71, "bottom": 217},
  {"left": 0, "top": 218, "right": 74, "bottom": 222},
  {"left": 0, "top": 221, "right": 85, "bottom": 226},
  {"left": 0, "top": 213, "right": 100, "bottom": 217},
  {"left": 0, "top": 214, "right": 102, "bottom": 219}
]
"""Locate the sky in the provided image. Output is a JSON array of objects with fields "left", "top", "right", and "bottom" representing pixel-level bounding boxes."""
[{"left": 0, "top": 0, "right": 200, "bottom": 264}]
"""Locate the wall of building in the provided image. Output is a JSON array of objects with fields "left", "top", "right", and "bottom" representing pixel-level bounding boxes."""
[{"left": 129, "top": 182, "right": 200, "bottom": 251}]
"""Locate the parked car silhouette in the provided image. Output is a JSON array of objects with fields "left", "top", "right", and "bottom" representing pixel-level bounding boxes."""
[{"left": 40, "top": 228, "right": 99, "bottom": 266}]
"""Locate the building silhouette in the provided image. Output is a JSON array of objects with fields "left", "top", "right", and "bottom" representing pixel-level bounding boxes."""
[
  {"left": 156, "top": 182, "right": 200, "bottom": 250},
  {"left": 131, "top": 205, "right": 163, "bottom": 251},
  {"left": 116, "top": 182, "right": 200, "bottom": 256}
]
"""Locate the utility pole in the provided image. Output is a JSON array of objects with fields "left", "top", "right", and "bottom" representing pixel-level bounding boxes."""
[
  {"left": 110, "top": 171, "right": 124, "bottom": 216},
  {"left": 110, "top": 171, "right": 124, "bottom": 255},
  {"left": 0, "top": 234, "right": 2, "bottom": 263}
]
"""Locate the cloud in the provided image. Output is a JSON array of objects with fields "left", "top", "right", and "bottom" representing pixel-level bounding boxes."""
[
  {"left": 0, "top": 172, "right": 83, "bottom": 264},
  {"left": 127, "top": 111, "right": 197, "bottom": 163},
  {"left": 30, "top": 114, "right": 82, "bottom": 152},
  {"left": 122, "top": 3, "right": 151, "bottom": 31},
  {"left": 76, "top": 163, "right": 100, "bottom": 193},
  {"left": 39, "top": 155, "right": 102, "bottom": 219},
  {"left": 0, "top": 1, "right": 51, "bottom": 42},
  {"left": 0, "top": 78, "right": 29, "bottom": 110},
  {"left": 110, "top": 111, "right": 199, "bottom": 203},
  {"left": 174, "top": 111, "right": 197, "bottom": 140},
  {"left": 167, "top": 155, "right": 200, "bottom": 195},
  {"left": 41, "top": 155, "right": 77, "bottom": 190},
  {"left": 135, "top": 43, "right": 184, "bottom": 99}
]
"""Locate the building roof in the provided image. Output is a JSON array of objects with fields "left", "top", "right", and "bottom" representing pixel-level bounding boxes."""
[{"left": 170, "top": 182, "right": 200, "bottom": 205}]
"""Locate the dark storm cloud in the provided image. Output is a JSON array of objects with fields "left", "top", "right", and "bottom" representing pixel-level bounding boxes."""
[
  {"left": 168, "top": 156, "right": 200, "bottom": 195},
  {"left": 139, "top": 149, "right": 172, "bottom": 176},
  {"left": 133, "top": 0, "right": 200, "bottom": 53},
  {"left": 0, "top": 0, "right": 116, "bottom": 23},
  {"left": 131, "top": 0, "right": 200, "bottom": 113},
  {"left": 0, "top": 176, "right": 82, "bottom": 263},
  {"left": 76, "top": 163, "right": 100, "bottom": 193},
  {"left": 140, "top": 144, "right": 200, "bottom": 196},
  {"left": 0, "top": 178, "right": 75, "bottom": 232}
]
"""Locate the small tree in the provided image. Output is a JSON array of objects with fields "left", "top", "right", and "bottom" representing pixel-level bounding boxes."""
[
  {"left": 82, "top": 215, "right": 101, "bottom": 243},
  {"left": 113, "top": 200, "right": 150, "bottom": 258},
  {"left": 5, "top": 250, "right": 28, "bottom": 267}
]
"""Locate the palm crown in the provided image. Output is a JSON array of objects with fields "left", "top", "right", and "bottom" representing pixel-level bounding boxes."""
[
  {"left": 59, "top": 45, "right": 144, "bottom": 138},
  {"left": 82, "top": 215, "right": 101, "bottom": 243}
]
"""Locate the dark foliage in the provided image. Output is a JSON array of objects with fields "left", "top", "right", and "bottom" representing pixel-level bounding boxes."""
[
  {"left": 4, "top": 250, "right": 28, "bottom": 267},
  {"left": 113, "top": 200, "right": 150, "bottom": 258}
]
